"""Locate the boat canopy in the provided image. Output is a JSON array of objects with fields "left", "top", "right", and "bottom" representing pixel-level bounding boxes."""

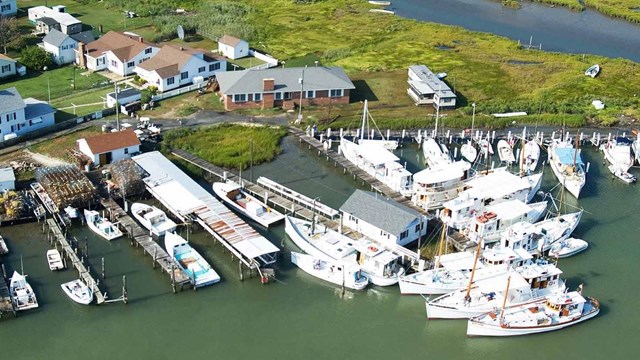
[
  {"left": 359, "top": 144, "right": 399, "bottom": 165},
  {"left": 414, "top": 166, "right": 464, "bottom": 184},
  {"left": 555, "top": 148, "right": 584, "bottom": 166},
  {"left": 615, "top": 137, "right": 632, "bottom": 145}
]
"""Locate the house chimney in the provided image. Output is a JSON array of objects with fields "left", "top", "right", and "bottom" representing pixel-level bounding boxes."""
[
  {"left": 263, "top": 78, "right": 274, "bottom": 91},
  {"left": 77, "top": 42, "right": 87, "bottom": 69}
]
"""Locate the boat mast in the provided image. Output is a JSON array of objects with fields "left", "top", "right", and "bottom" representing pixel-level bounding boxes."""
[
  {"left": 433, "top": 224, "right": 448, "bottom": 271},
  {"left": 464, "top": 239, "right": 483, "bottom": 303},
  {"left": 519, "top": 127, "right": 526, "bottom": 176},
  {"left": 499, "top": 274, "right": 512, "bottom": 325},
  {"left": 434, "top": 84, "right": 441, "bottom": 138},
  {"left": 360, "top": 100, "right": 367, "bottom": 141},
  {"left": 572, "top": 133, "right": 579, "bottom": 172}
]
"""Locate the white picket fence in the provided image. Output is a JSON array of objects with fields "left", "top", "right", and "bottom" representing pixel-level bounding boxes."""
[{"left": 151, "top": 82, "right": 206, "bottom": 102}]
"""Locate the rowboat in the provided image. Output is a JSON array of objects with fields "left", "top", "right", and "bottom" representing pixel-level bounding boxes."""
[{"left": 46, "top": 249, "right": 64, "bottom": 271}]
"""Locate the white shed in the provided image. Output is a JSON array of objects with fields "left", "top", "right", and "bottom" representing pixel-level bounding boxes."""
[
  {"left": 77, "top": 129, "right": 141, "bottom": 166},
  {"left": 218, "top": 35, "right": 249, "bottom": 60},
  {"left": 0, "top": 167, "right": 16, "bottom": 192}
]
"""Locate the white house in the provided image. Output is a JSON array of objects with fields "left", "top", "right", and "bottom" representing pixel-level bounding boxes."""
[
  {"left": 133, "top": 45, "right": 226, "bottom": 92},
  {"left": 218, "top": 35, "right": 249, "bottom": 60},
  {"left": 0, "top": 167, "right": 15, "bottom": 192},
  {"left": 0, "top": 54, "right": 17, "bottom": 79},
  {"left": 0, "top": 87, "right": 56, "bottom": 141},
  {"left": 0, "top": 0, "right": 17, "bottom": 16},
  {"left": 77, "top": 129, "right": 140, "bottom": 166},
  {"left": 339, "top": 190, "right": 428, "bottom": 247},
  {"left": 79, "top": 31, "right": 160, "bottom": 76},
  {"left": 28, "top": 5, "right": 82, "bottom": 35},
  {"left": 407, "top": 65, "right": 456, "bottom": 109}
]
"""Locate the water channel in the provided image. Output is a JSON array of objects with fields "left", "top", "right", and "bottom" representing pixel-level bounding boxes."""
[
  {"left": 0, "top": 136, "right": 637, "bottom": 359},
  {"left": 392, "top": 0, "right": 640, "bottom": 62}
]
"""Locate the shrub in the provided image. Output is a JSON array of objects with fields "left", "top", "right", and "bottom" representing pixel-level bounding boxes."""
[{"left": 20, "top": 46, "right": 52, "bottom": 70}]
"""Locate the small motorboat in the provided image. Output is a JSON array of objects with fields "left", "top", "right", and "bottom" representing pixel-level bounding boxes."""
[
  {"left": 46, "top": 249, "right": 64, "bottom": 271},
  {"left": 497, "top": 139, "right": 515, "bottom": 164},
  {"left": 479, "top": 138, "right": 494, "bottom": 158},
  {"left": 461, "top": 141, "right": 478, "bottom": 163},
  {"left": 131, "top": 203, "right": 177, "bottom": 236},
  {"left": 64, "top": 206, "right": 79, "bottom": 219},
  {"left": 291, "top": 252, "right": 369, "bottom": 290},
  {"left": 585, "top": 64, "right": 600, "bottom": 78},
  {"left": 522, "top": 140, "right": 540, "bottom": 173},
  {"left": 165, "top": 232, "right": 220, "bottom": 287},
  {"left": 84, "top": 209, "right": 123, "bottom": 241},
  {"left": 10, "top": 271, "right": 38, "bottom": 311},
  {"left": 548, "top": 238, "right": 588, "bottom": 258},
  {"left": 212, "top": 181, "right": 285, "bottom": 228},
  {"left": 61, "top": 279, "right": 93, "bottom": 305}
]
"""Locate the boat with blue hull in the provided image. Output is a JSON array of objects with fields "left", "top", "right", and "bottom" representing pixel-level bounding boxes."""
[{"left": 165, "top": 232, "right": 220, "bottom": 287}]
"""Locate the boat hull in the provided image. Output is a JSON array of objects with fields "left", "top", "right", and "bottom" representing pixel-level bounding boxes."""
[
  {"left": 84, "top": 210, "right": 123, "bottom": 241},
  {"left": 130, "top": 203, "right": 177, "bottom": 236},
  {"left": 212, "top": 182, "right": 284, "bottom": 228},
  {"left": 61, "top": 280, "right": 93, "bottom": 305},
  {"left": 291, "top": 252, "right": 369, "bottom": 290}
]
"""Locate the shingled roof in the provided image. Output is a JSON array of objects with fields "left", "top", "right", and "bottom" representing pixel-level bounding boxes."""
[
  {"left": 85, "top": 31, "right": 156, "bottom": 61},
  {"left": 82, "top": 129, "right": 140, "bottom": 155},
  {"left": 219, "top": 35, "right": 244, "bottom": 47},
  {"left": 339, "top": 190, "right": 419, "bottom": 235}
]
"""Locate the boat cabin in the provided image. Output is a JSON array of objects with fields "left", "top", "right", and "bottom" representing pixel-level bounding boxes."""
[
  {"left": 545, "top": 291, "right": 586, "bottom": 316},
  {"left": 352, "top": 240, "right": 402, "bottom": 279},
  {"left": 500, "top": 222, "right": 545, "bottom": 254},
  {"left": 411, "top": 161, "right": 472, "bottom": 210},
  {"left": 517, "top": 263, "right": 563, "bottom": 293}
]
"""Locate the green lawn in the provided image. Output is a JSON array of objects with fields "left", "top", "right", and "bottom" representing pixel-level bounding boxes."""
[
  {"left": 28, "top": 126, "right": 103, "bottom": 160},
  {"left": 229, "top": 56, "right": 267, "bottom": 70}
]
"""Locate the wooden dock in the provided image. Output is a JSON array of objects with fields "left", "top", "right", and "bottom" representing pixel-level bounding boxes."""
[
  {"left": 0, "top": 269, "right": 15, "bottom": 317},
  {"left": 46, "top": 219, "right": 106, "bottom": 304},
  {"left": 171, "top": 148, "right": 335, "bottom": 221},
  {"left": 100, "top": 199, "right": 192, "bottom": 291}
]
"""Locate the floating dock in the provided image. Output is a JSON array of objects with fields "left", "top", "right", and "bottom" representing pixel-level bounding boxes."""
[
  {"left": 100, "top": 198, "right": 192, "bottom": 291},
  {"left": 133, "top": 151, "right": 280, "bottom": 281},
  {"left": 46, "top": 219, "right": 106, "bottom": 304}
]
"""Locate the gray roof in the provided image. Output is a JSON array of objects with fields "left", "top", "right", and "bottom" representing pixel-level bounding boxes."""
[
  {"left": 70, "top": 30, "right": 95, "bottom": 44},
  {"left": 339, "top": 190, "right": 419, "bottom": 235},
  {"left": 0, "top": 167, "right": 15, "bottom": 183},
  {"left": 217, "top": 66, "right": 355, "bottom": 95},
  {"left": 38, "top": 17, "right": 59, "bottom": 26},
  {"left": 0, "top": 87, "right": 25, "bottom": 113},
  {"left": 43, "top": 28, "right": 70, "bottom": 47},
  {"left": 107, "top": 87, "right": 140, "bottom": 99},
  {"left": 24, "top": 98, "right": 56, "bottom": 119}
]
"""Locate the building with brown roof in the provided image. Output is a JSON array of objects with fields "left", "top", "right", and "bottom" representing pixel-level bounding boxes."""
[
  {"left": 133, "top": 45, "right": 226, "bottom": 92},
  {"left": 76, "top": 31, "right": 160, "bottom": 76},
  {"left": 77, "top": 129, "right": 141, "bottom": 166},
  {"left": 218, "top": 35, "right": 249, "bottom": 60}
]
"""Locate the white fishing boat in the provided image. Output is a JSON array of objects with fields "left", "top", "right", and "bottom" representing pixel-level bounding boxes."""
[
  {"left": 165, "top": 232, "right": 220, "bottom": 287},
  {"left": 131, "top": 203, "right": 177, "bottom": 236},
  {"left": 10, "top": 271, "right": 38, "bottom": 311},
  {"left": 426, "top": 262, "right": 565, "bottom": 319},
  {"left": 423, "top": 138, "right": 451, "bottom": 167},
  {"left": 64, "top": 206, "right": 79, "bottom": 219},
  {"left": 497, "top": 139, "right": 515, "bottom": 164},
  {"left": 601, "top": 138, "right": 636, "bottom": 183},
  {"left": 460, "top": 140, "right": 478, "bottom": 163},
  {"left": 411, "top": 160, "right": 472, "bottom": 211},
  {"left": 585, "top": 64, "right": 600, "bottom": 78},
  {"left": 46, "top": 249, "right": 64, "bottom": 271},
  {"left": 60, "top": 279, "right": 93, "bottom": 305},
  {"left": 284, "top": 216, "right": 405, "bottom": 286},
  {"left": 499, "top": 210, "right": 583, "bottom": 254},
  {"left": 356, "top": 100, "right": 398, "bottom": 150},
  {"left": 522, "top": 140, "right": 540, "bottom": 173},
  {"left": 548, "top": 138, "right": 586, "bottom": 199},
  {"left": 549, "top": 238, "right": 588, "bottom": 258},
  {"left": 467, "top": 288, "right": 600, "bottom": 337},
  {"left": 0, "top": 234, "right": 8, "bottom": 255},
  {"left": 291, "top": 252, "right": 369, "bottom": 290},
  {"left": 84, "top": 209, "right": 123, "bottom": 241},
  {"left": 339, "top": 137, "right": 412, "bottom": 196},
  {"left": 212, "top": 181, "right": 285, "bottom": 228}
]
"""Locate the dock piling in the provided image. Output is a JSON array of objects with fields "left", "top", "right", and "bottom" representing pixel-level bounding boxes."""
[
  {"left": 101, "top": 257, "right": 105, "bottom": 279},
  {"left": 122, "top": 275, "right": 128, "bottom": 304}
]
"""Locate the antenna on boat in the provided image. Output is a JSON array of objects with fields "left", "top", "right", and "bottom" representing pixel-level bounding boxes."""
[
  {"left": 464, "top": 239, "right": 483, "bottom": 304},
  {"left": 499, "top": 274, "right": 512, "bottom": 325},
  {"left": 360, "top": 100, "right": 367, "bottom": 142}
]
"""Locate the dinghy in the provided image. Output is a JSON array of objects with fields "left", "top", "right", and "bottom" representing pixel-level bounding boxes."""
[
  {"left": 46, "top": 249, "right": 64, "bottom": 271},
  {"left": 549, "top": 237, "right": 588, "bottom": 258}
]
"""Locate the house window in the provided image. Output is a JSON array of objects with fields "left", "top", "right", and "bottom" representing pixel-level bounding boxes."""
[
  {"left": 127, "top": 61, "right": 134, "bottom": 68},
  {"left": 1, "top": 65, "right": 10, "bottom": 73},
  {"left": 306, "top": 90, "right": 315, "bottom": 98},
  {"left": 348, "top": 215, "right": 358, "bottom": 224},
  {"left": 167, "top": 77, "right": 175, "bottom": 85},
  {"left": 283, "top": 92, "right": 292, "bottom": 100},
  {"left": 330, "top": 89, "right": 343, "bottom": 97},
  {"left": 1, "top": 4, "right": 11, "bottom": 12},
  {"left": 400, "top": 230, "right": 409, "bottom": 240},
  {"left": 415, "top": 224, "right": 421, "bottom": 233},
  {"left": 124, "top": 148, "right": 129, "bottom": 154},
  {"left": 233, "top": 94, "right": 247, "bottom": 103},
  {"left": 180, "top": 71, "right": 188, "bottom": 80},
  {"left": 275, "top": 92, "right": 282, "bottom": 101},
  {"left": 110, "top": 59, "right": 117, "bottom": 67},
  {"left": 145, "top": 48, "right": 152, "bottom": 54},
  {"left": 254, "top": 93, "right": 262, "bottom": 102},
  {"left": 209, "top": 63, "right": 221, "bottom": 71},
  {"left": 198, "top": 66, "right": 205, "bottom": 73}
]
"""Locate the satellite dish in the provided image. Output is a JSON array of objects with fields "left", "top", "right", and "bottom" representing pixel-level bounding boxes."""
[{"left": 177, "top": 25, "right": 185, "bottom": 40}]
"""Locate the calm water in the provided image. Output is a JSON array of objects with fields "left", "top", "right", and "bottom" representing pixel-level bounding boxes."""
[
  {"left": 0, "top": 135, "right": 638, "bottom": 358},
  {"left": 392, "top": 0, "right": 640, "bottom": 62}
]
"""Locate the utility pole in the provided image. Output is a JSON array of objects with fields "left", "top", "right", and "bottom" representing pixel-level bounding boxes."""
[
  {"left": 114, "top": 81, "right": 120, "bottom": 131},
  {"left": 297, "top": 68, "right": 304, "bottom": 123},
  {"left": 471, "top": 102, "right": 476, "bottom": 138},
  {"left": 249, "top": 139, "right": 254, "bottom": 183}
]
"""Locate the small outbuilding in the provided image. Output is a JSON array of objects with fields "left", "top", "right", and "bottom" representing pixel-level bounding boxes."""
[
  {"left": 106, "top": 87, "right": 141, "bottom": 108},
  {"left": 218, "top": 35, "right": 249, "bottom": 60},
  {"left": 0, "top": 167, "right": 16, "bottom": 192},
  {"left": 339, "top": 190, "right": 428, "bottom": 247},
  {"left": 77, "top": 129, "right": 141, "bottom": 166}
]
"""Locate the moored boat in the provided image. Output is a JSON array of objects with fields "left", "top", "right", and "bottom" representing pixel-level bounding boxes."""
[
  {"left": 165, "top": 232, "right": 220, "bottom": 287},
  {"left": 549, "top": 237, "right": 588, "bottom": 258},
  {"left": 522, "top": 140, "right": 540, "bottom": 173},
  {"left": 423, "top": 138, "right": 451, "bottom": 167},
  {"left": 467, "top": 289, "right": 599, "bottom": 337},
  {"left": 131, "top": 203, "right": 177, "bottom": 236},
  {"left": 212, "top": 181, "right": 285, "bottom": 228},
  {"left": 64, "top": 206, "right": 79, "bottom": 219},
  {"left": 547, "top": 138, "right": 586, "bottom": 199},
  {"left": 601, "top": 138, "right": 635, "bottom": 183},
  {"left": 46, "top": 249, "right": 64, "bottom": 271},
  {"left": 84, "top": 209, "right": 123, "bottom": 241},
  {"left": 10, "top": 271, "right": 38, "bottom": 311},
  {"left": 61, "top": 279, "right": 93, "bottom": 305},
  {"left": 291, "top": 252, "right": 369, "bottom": 290},
  {"left": 0, "top": 234, "right": 8, "bottom": 255},
  {"left": 460, "top": 140, "right": 478, "bottom": 163},
  {"left": 497, "top": 139, "right": 515, "bottom": 164}
]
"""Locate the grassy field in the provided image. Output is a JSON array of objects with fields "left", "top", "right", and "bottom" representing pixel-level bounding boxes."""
[
  {"left": 28, "top": 126, "right": 103, "bottom": 161},
  {"left": 162, "top": 124, "right": 287, "bottom": 170},
  {"left": 534, "top": 0, "right": 640, "bottom": 23},
  {"left": 1, "top": 67, "right": 108, "bottom": 101}
]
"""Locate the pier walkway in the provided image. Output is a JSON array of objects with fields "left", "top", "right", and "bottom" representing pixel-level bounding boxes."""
[
  {"left": 0, "top": 273, "right": 15, "bottom": 317},
  {"left": 100, "top": 199, "right": 192, "bottom": 290},
  {"left": 46, "top": 219, "right": 106, "bottom": 304}
]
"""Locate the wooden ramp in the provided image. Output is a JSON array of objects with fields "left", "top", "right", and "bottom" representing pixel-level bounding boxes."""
[
  {"left": 46, "top": 219, "right": 106, "bottom": 304},
  {"left": 100, "top": 199, "right": 192, "bottom": 290}
]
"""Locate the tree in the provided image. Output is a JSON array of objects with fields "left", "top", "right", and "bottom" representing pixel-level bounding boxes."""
[
  {"left": 0, "top": 16, "right": 20, "bottom": 54},
  {"left": 21, "top": 46, "right": 52, "bottom": 70}
]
